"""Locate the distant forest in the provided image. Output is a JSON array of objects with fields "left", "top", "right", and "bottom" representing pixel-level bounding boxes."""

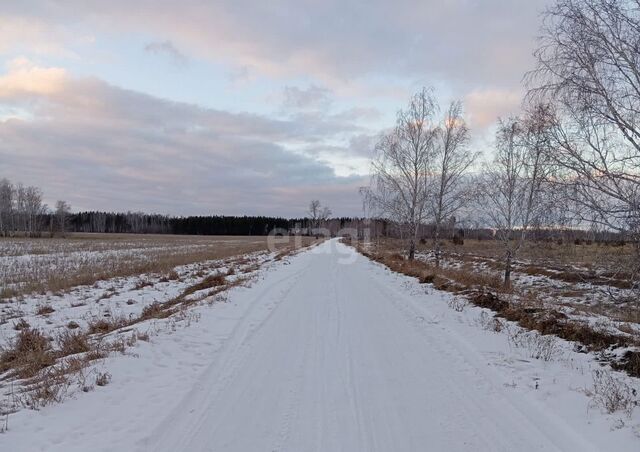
[
  {"left": 0, "top": 177, "right": 369, "bottom": 236},
  {"left": 69, "top": 211, "right": 311, "bottom": 235}
]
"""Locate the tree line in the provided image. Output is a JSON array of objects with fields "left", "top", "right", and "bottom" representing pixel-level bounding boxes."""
[
  {"left": 0, "top": 178, "right": 70, "bottom": 237},
  {"left": 0, "top": 181, "right": 374, "bottom": 237}
]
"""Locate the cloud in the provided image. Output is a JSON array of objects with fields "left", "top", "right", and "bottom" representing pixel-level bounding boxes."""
[
  {"left": 0, "top": 61, "right": 366, "bottom": 216},
  {"left": 0, "top": 58, "right": 67, "bottom": 98},
  {"left": 144, "top": 40, "right": 188, "bottom": 66},
  {"left": 0, "top": 1, "right": 555, "bottom": 215},
  {"left": 4, "top": 0, "right": 549, "bottom": 90},
  {"left": 0, "top": 14, "right": 81, "bottom": 58},
  {"left": 282, "top": 85, "right": 331, "bottom": 111}
]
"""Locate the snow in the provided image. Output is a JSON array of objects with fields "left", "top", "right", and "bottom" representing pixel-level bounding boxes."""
[
  {"left": 0, "top": 251, "right": 269, "bottom": 345},
  {"left": 415, "top": 250, "right": 640, "bottom": 339},
  {"left": 2, "top": 239, "right": 639, "bottom": 451}
]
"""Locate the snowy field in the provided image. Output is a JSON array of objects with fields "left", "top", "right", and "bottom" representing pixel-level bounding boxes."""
[
  {"left": 2, "top": 240, "right": 639, "bottom": 451},
  {"left": 0, "top": 234, "right": 315, "bottom": 418},
  {"left": 0, "top": 234, "right": 272, "bottom": 299},
  {"left": 411, "top": 245, "right": 640, "bottom": 342},
  {"left": 360, "top": 238, "right": 640, "bottom": 345}
]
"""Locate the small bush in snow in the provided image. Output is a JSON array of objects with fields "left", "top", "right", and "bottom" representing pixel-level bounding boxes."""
[
  {"left": 589, "top": 369, "right": 638, "bottom": 416},
  {"left": 476, "top": 311, "right": 504, "bottom": 333},
  {"left": 508, "top": 329, "right": 560, "bottom": 362},
  {"left": 447, "top": 297, "right": 467, "bottom": 312},
  {"left": 95, "top": 371, "right": 111, "bottom": 387}
]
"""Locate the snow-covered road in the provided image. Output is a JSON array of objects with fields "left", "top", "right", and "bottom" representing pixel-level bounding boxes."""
[
  {"left": 5, "top": 240, "right": 638, "bottom": 451},
  {"left": 145, "top": 240, "right": 600, "bottom": 452}
]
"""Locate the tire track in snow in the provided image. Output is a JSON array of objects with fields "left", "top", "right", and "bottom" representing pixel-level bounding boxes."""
[{"left": 144, "top": 254, "right": 313, "bottom": 452}]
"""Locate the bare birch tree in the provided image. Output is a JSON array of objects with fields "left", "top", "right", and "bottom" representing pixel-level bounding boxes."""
[
  {"left": 55, "top": 200, "right": 71, "bottom": 237},
  {"left": 368, "top": 88, "right": 439, "bottom": 259},
  {"left": 429, "top": 101, "right": 476, "bottom": 267},
  {"left": 477, "top": 114, "right": 550, "bottom": 287},
  {"left": 24, "top": 186, "right": 47, "bottom": 237},
  {"left": 0, "top": 178, "right": 13, "bottom": 237},
  {"left": 528, "top": 0, "right": 640, "bottom": 278}
]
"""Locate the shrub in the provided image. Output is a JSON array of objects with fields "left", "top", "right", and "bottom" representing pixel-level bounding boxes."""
[
  {"left": 508, "top": 329, "right": 561, "bottom": 362},
  {"left": 447, "top": 297, "right": 467, "bottom": 312},
  {"left": 95, "top": 371, "right": 111, "bottom": 387},
  {"left": 589, "top": 369, "right": 638, "bottom": 416}
]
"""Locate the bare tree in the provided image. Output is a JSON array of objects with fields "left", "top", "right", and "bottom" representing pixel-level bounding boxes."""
[
  {"left": 429, "top": 101, "right": 476, "bottom": 267},
  {"left": 477, "top": 114, "right": 550, "bottom": 287},
  {"left": 55, "top": 200, "right": 71, "bottom": 237},
  {"left": 23, "top": 186, "right": 47, "bottom": 237},
  {"left": 308, "top": 200, "right": 332, "bottom": 235},
  {"left": 368, "top": 88, "right": 439, "bottom": 260},
  {"left": 0, "top": 178, "right": 13, "bottom": 237},
  {"left": 528, "top": 0, "right": 640, "bottom": 277}
]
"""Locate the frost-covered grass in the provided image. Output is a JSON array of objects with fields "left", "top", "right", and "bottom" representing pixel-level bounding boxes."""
[
  {"left": 0, "top": 233, "right": 286, "bottom": 299},
  {"left": 356, "top": 238, "right": 640, "bottom": 380},
  {"left": 375, "top": 238, "right": 640, "bottom": 332}
]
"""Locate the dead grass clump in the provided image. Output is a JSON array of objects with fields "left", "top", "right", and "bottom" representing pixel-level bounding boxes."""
[
  {"left": 56, "top": 330, "right": 90, "bottom": 355},
  {"left": 133, "top": 279, "right": 153, "bottom": 290},
  {"left": 87, "top": 316, "right": 128, "bottom": 335},
  {"left": 617, "top": 323, "right": 636, "bottom": 336},
  {"left": 36, "top": 304, "right": 55, "bottom": 315},
  {"left": 0, "top": 328, "right": 55, "bottom": 379},
  {"left": 612, "top": 351, "right": 640, "bottom": 378},
  {"left": 140, "top": 302, "right": 171, "bottom": 320},
  {"left": 471, "top": 291, "right": 509, "bottom": 311},
  {"left": 0, "top": 286, "right": 18, "bottom": 300},
  {"left": 67, "top": 321, "right": 80, "bottom": 329},
  {"left": 159, "top": 269, "right": 180, "bottom": 282},
  {"left": 182, "top": 273, "right": 226, "bottom": 297},
  {"left": 441, "top": 267, "right": 503, "bottom": 291},
  {"left": 371, "top": 249, "right": 503, "bottom": 294},
  {"left": 20, "top": 371, "right": 70, "bottom": 409},
  {"left": 95, "top": 371, "right": 111, "bottom": 387},
  {"left": 13, "top": 318, "right": 30, "bottom": 331},
  {"left": 470, "top": 291, "right": 634, "bottom": 356}
]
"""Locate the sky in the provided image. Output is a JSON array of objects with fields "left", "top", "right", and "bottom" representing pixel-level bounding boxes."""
[{"left": 0, "top": 0, "right": 550, "bottom": 217}]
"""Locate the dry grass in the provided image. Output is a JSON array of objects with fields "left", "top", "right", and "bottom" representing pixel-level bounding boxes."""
[
  {"left": 0, "top": 328, "right": 55, "bottom": 379},
  {"left": 433, "top": 238, "right": 634, "bottom": 269},
  {"left": 379, "top": 237, "right": 634, "bottom": 288},
  {"left": 370, "top": 250, "right": 505, "bottom": 293},
  {"left": 182, "top": 273, "right": 226, "bottom": 297},
  {"left": 56, "top": 330, "right": 91, "bottom": 355},
  {"left": 355, "top": 240, "right": 640, "bottom": 378},
  {"left": 1, "top": 234, "right": 318, "bottom": 299},
  {"left": 35, "top": 304, "right": 55, "bottom": 316}
]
